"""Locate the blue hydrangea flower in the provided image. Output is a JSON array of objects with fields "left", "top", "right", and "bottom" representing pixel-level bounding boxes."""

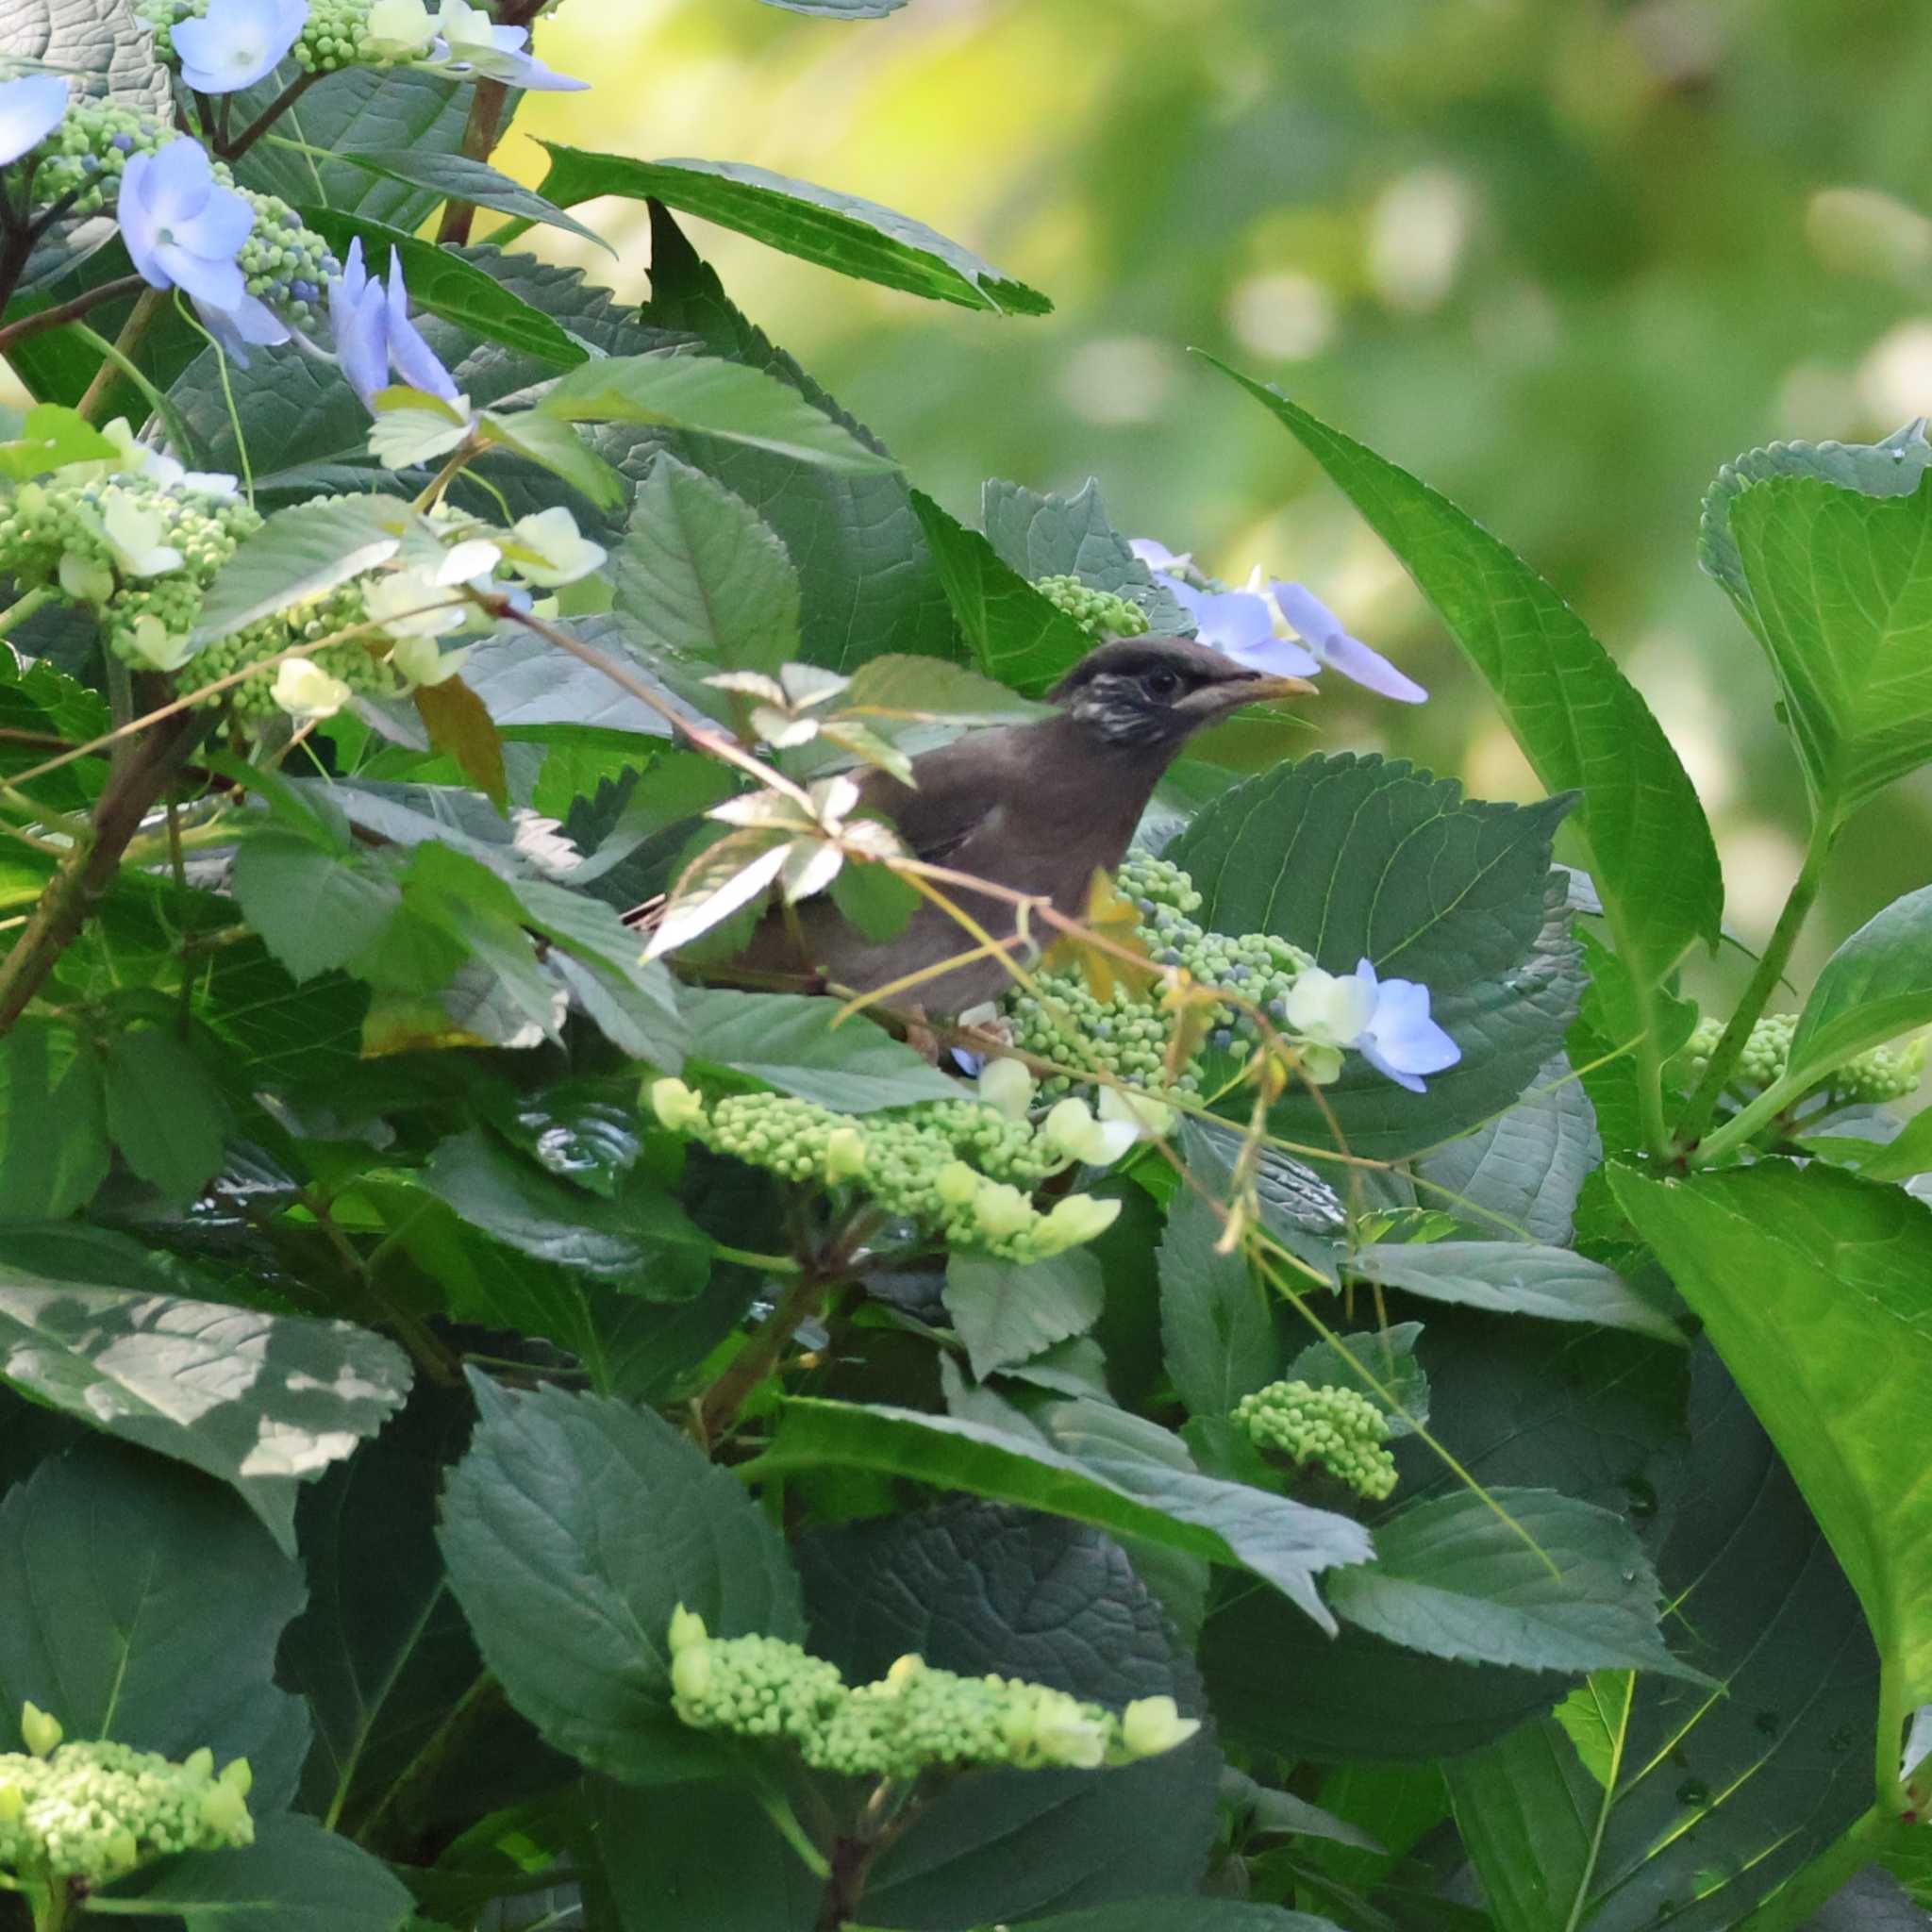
[
  {"left": 1285, "top": 957, "right": 1459, "bottom": 1093},
  {"left": 197, "top": 287, "right": 290, "bottom": 365},
  {"left": 117, "top": 137, "right": 252, "bottom": 312},
  {"left": 326, "top": 237, "right": 459, "bottom": 411},
  {"left": 173, "top": 0, "right": 308, "bottom": 94},
  {"left": 1130, "top": 538, "right": 1426, "bottom": 703},
  {"left": 0, "top": 73, "right": 70, "bottom": 168}
]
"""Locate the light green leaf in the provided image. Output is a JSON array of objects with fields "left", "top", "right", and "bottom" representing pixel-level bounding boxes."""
[
  {"left": 96, "top": 1815, "right": 415, "bottom": 1931},
  {"left": 100, "top": 1026, "right": 231, "bottom": 1208},
  {"left": 0, "top": 1020, "right": 107, "bottom": 1222},
  {"left": 1442, "top": 1715, "right": 1599, "bottom": 1932},
  {"left": 0, "top": 401, "right": 118, "bottom": 479},
  {"left": 536, "top": 354, "right": 900, "bottom": 475},
  {"left": 609, "top": 455, "right": 802, "bottom": 712},
  {"left": 1788, "top": 881, "right": 1932, "bottom": 1087},
  {"left": 329, "top": 145, "right": 611, "bottom": 253},
  {"left": 232, "top": 835, "right": 403, "bottom": 985},
  {"left": 1159, "top": 1186, "right": 1279, "bottom": 1419},
  {"left": 1170, "top": 752, "right": 1583, "bottom": 1159},
  {"left": 752, "top": 1396, "right": 1374, "bottom": 1630},
  {"left": 1725, "top": 473, "right": 1932, "bottom": 824},
  {"left": 1828, "top": 1105, "right": 1932, "bottom": 1183},
  {"left": 681, "top": 987, "right": 960, "bottom": 1110},
  {"left": 910, "top": 488, "right": 1096, "bottom": 697},
  {"left": 1205, "top": 361, "right": 1720, "bottom": 990},
  {"left": 1612, "top": 1160, "right": 1932, "bottom": 1707},
  {"left": 981, "top": 475, "right": 1191, "bottom": 632},
  {"left": 945, "top": 1248, "right": 1107, "bottom": 1379},
  {"left": 439, "top": 1376, "right": 804, "bottom": 1783},
  {"left": 1348, "top": 1241, "right": 1683, "bottom": 1343},
  {"left": 0, "top": 1262, "right": 409, "bottom": 1554},
  {"left": 301, "top": 208, "right": 588, "bottom": 369},
  {"left": 835, "top": 651, "right": 1052, "bottom": 726},
  {"left": 478, "top": 407, "right": 626, "bottom": 511},
  {"left": 535, "top": 145, "right": 1051, "bottom": 316},
  {"left": 1328, "top": 1488, "right": 1702, "bottom": 1679},
  {"left": 192, "top": 494, "right": 410, "bottom": 642}
]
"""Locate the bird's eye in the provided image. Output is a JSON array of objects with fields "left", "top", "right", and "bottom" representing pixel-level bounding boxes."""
[{"left": 1140, "top": 668, "right": 1183, "bottom": 701}]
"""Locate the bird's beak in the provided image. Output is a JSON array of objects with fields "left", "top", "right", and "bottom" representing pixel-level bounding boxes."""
[{"left": 1180, "top": 672, "right": 1317, "bottom": 721}]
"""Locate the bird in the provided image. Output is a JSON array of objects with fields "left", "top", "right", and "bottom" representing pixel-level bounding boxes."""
[{"left": 729, "top": 634, "right": 1315, "bottom": 1013}]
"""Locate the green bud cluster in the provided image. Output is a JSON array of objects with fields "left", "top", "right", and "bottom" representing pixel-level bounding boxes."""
[
  {"left": 27, "top": 98, "right": 336, "bottom": 321},
  {"left": 668, "top": 1611, "right": 1197, "bottom": 1778},
  {"left": 685, "top": 1090, "right": 1112, "bottom": 1261},
  {"left": 0, "top": 472, "right": 258, "bottom": 669},
  {"left": 203, "top": 585, "right": 401, "bottom": 718},
  {"left": 1679, "top": 1012, "right": 1924, "bottom": 1107},
  {"left": 1032, "top": 575, "right": 1151, "bottom": 641},
  {"left": 1006, "top": 851, "right": 1311, "bottom": 1098},
  {"left": 0, "top": 1736, "right": 253, "bottom": 1885},
  {"left": 1233, "top": 1378, "right": 1397, "bottom": 1500}
]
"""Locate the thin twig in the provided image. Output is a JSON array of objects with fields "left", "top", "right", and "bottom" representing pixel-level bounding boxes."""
[
  {"left": 221, "top": 69, "right": 326, "bottom": 158},
  {"left": 0, "top": 275, "right": 147, "bottom": 355}
]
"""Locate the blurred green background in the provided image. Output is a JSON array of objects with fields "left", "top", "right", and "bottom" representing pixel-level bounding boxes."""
[{"left": 501, "top": 0, "right": 1932, "bottom": 990}]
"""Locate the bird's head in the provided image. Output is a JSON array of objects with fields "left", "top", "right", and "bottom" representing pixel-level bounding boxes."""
[{"left": 1048, "top": 635, "right": 1315, "bottom": 754}]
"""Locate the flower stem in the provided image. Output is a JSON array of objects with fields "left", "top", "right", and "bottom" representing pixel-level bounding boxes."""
[
  {"left": 1674, "top": 820, "right": 1832, "bottom": 1155},
  {"left": 221, "top": 69, "right": 325, "bottom": 160},
  {"left": 75, "top": 285, "right": 168, "bottom": 423},
  {"left": 0, "top": 275, "right": 148, "bottom": 357},
  {"left": 0, "top": 587, "right": 54, "bottom": 641}
]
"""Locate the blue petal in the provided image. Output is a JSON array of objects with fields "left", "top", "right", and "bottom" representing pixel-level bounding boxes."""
[
  {"left": 179, "top": 178, "right": 255, "bottom": 261},
  {"left": 384, "top": 252, "right": 461, "bottom": 403},
  {"left": 142, "top": 135, "right": 218, "bottom": 226},
  {"left": 116, "top": 151, "right": 168, "bottom": 288},
  {"left": 155, "top": 243, "right": 244, "bottom": 312},
  {"left": 334, "top": 275, "right": 390, "bottom": 408},
  {"left": 0, "top": 74, "right": 70, "bottom": 168},
  {"left": 1272, "top": 580, "right": 1427, "bottom": 704},
  {"left": 1220, "top": 631, "right": 1321, "bottom": 678},
  {"left": 1177, "top": 587, "right": 1278, "bottom": 654}
]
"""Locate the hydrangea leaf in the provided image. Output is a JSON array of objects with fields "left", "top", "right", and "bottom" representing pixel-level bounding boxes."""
[
  {"left": 945, "top": 1248, "right": 1107, "bottom": 1380},
  {"left": 981, "top": 476, "right": 1191, "bottom": 632}
]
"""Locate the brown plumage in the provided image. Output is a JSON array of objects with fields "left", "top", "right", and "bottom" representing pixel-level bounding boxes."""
[{"left": 732, "top": 635, "right": 1314, "bottom": 1012}]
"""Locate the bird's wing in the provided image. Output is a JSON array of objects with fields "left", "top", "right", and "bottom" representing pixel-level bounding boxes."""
[{"left": 851, "top": 725, "right": 1031, "bottom": 866}]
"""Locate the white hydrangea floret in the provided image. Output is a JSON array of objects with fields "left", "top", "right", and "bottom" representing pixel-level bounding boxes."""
[
  {"left": 510, "top": 507, "right": 607, "bottom": 588},
  {"left": 976, "top": 1057, "right": 1036, "bottom": 1121},
  {"left": 271, "top": 658, "right": 354, "bottom": 722}
]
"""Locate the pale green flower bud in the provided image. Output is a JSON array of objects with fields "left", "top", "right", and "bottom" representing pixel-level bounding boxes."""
[
  {"left": 220, "top": 1756, "right": 252, "bottom": 1797},
  {"left": 125, "top": 611, "right": 196, "bottom": 673},
  {"left": 388, "top": 633, "right": 468, "bottom": 688},
  {"left": 934, "top": 1159, "right": 981, "bottom": 1208},
  {"left": 58, "top": 550, "right": 113, "bottom": 604},
  {"left": 198, "top": 1778, "right": 249, "bottom": 1838},
  {"left": 1118, "top": 1694, "right": 1201, "bottom": 1759},
  {"left": 648, "top": 1077, "right": 707, "bottom": 1134},
  {"left": 0, "top": 1778, "right": 21, "bottom": 1823},
  {"left": 1033, "top": 1697, "right": 1108, "bottom": 1769},
  {"left": 105, "top": 1825, "right": 141, "bottom": 1874},
  {"left": 976, "top": 1057, "right": 1036, "bottom": 1121},
  {"left": 973, "top": 1180, "right": 1036, "bottom": 1241},
  {"left": 884, "top": 1654, "right": 925, "bottom": 1690},
  {"left": 672, "top": 1644, "right": 713, "bottom": 1703},
  {"left": 1033, "top": 1192, "right": 1122, "bottom": 1253},
  {"left": 668, "top": 1604, "right": 708, "bottom": 1655},
  {"left": 824, "top": 1126, "right": 869, "bottom": 1182},
  {"left": 271, "top": 658, "right": 353, "bottom": 721},
  {"left": 1043, "top": 1096, "right": 1137, "bottom": 1167},
  {"left": 1297, "top": 1041, "right": 1344, "bottom": 1086},
  {"left": 1098, "top": 1084, "right": 1174, "bottom": 1140},
  {"left": 99, "top": 495, "right": 182, "bottom": 577},
  {"left": 182, "top": 1747, "right": 214, "bottom": 1781},
  {"left": 20, "top": 1703, "right": 60, "bottom": 1758}
]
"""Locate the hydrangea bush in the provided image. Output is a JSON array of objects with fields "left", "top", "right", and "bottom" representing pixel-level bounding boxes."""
[{"left": 0, "top": 4, "right": 1929, "bottom": 1928}]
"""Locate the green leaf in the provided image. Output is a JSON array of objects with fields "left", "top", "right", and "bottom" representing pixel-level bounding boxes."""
[
  {"left": 0, "top": 401, "right": 118, "bottom": 479},
  {"left": 1612, "top": 1161, "right": 1932, "bottom": 1707},
  {"left": 1444, "top": 1349, "right": 1883, "bottom": 1932},
  {"left": 1724, "top": 474, "right": 1932, "bottom": 824},
  {"left": 192, "top": 493, "right": 411, "bottom": 642},
  {"left": 0, "top": 1019, "right": 108, "bottom": 1222},
  {"left": 0, "top": 0, "right": 170, "bottom": 110},
  {"left": 101, "top": 1025, "right": 232, "bottom": 1207},
  {"left": 1828, "top": 1105, "right": 1932, "bottom": 1183},
  {"left": 1785, "top": 881, "right": 1932, "bottom": 1089},
  {"left": 1418, "top": 1053, "right": 1600, "bottom": 1243},
  {"left": 609, "top": 454, "right": 803, "bottom": 710},
  {"left": 328, "top": 145, "right": 611, "bottom": 253},
  {"left": 300, "top": 209, "right": 587, "bottom": 368},
  {"left": 1001, "top": 1907, "right": 1342, "bottom": 1932},
  {"left": 910, "top": 488, "right": 1096, "bottom": 697},
  {"left": 0, "top": 651, "right": 108, "bottom": 815},
  {"left": 945, "top": 1248, "right": 1107, "bottom": 1379},
  {"left": 1159, "top": 1186, "right": 1279, "bottom": 1419},
  {"left": 535, "top": 145, "right": 1051, "bottom": 316},
  {"left": 457, "top": 628, "right": 681, "bottom": 743},
  {"left": 1326, "top": 1488, "right": 1701, "bottom": 1679},
  {"left": 0, "top": 1263, "right": 410, "bottom": 1554},
  {"left": 439, "top": 1376, "right": 804, "bottom": 1783},
  {"left": 634, "top": 205, "right": 959, "bottom": 674},
  {"left": 1347, "top": 1240, "right": 1682, "bottom": 1343},
  {"left": 753, "top": 1396, "right": 1373, "bottom": 1631},
  {"left": 1206, "top": 362, "right": 1720, "bottom": 989},
  {"left": 980, "top": 475, "right": 1191, "bottom": 632},
  {"left": 233, "top": 834, "right": 403, "bottom": 983},
  {"left": 0, "top": 1438, "right": 309, "bottom": 1803},
  {"left": 416, "top": 1128, "right": 710, "bottom": 1301},
  {"left": 536, "top": 354, "right": 901, "bottom": 475},
  {"left": 97, "top": 1814, "right": 415, "bottom": 1931},
  {"left": 479, "top": 405, "right": 627, "bottom": 511},
  {"left": 835, "top": 650, "right": 1053, "bottom": 726},
  {"left": 682, "top": 988, "right": 960, "bottom": 1110},
  {"left": 414, "top": 674, "right": 509, "bottom": 808},
  {"left": 1169, "top": 752, "right": 1583, "bottom": 1158},
  {"left": 1698, "top": 420, "right": 1932, "bottom": 612},
  {"left": 799, "top": 1503, "right": 1224, "bottom": 1924}
]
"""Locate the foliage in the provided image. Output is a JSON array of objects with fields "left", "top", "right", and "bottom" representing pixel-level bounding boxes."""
[{"left": 0, "top": 7, "right": 1928, "bottom": 1931}]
